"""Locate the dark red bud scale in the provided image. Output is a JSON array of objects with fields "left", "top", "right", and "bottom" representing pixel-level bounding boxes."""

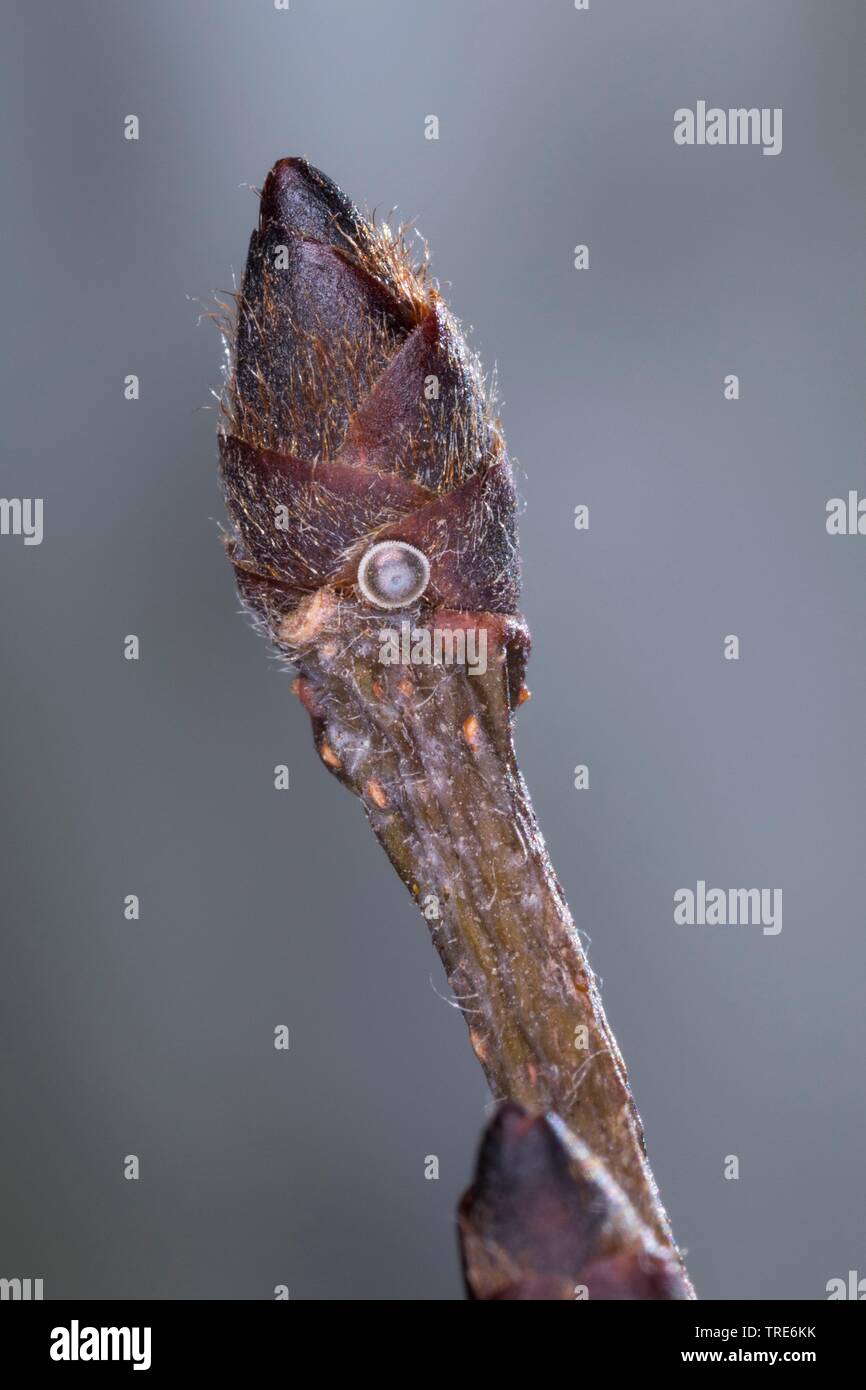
[{"left": 459, "top": 1104, "right": 692, "bottom": 1302}]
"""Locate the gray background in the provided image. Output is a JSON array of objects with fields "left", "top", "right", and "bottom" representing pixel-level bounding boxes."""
[{"left": 1, "top": 0, "right": 863, "bottom": 1300}]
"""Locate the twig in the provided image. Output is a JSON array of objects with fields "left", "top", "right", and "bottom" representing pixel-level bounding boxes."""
[{"left": 217, "top": 157, "right": 694, "bottom": 1298}]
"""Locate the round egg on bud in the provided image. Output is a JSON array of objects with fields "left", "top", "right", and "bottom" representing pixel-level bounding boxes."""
[{"left": 357, "top": 541, "right": 430, "bottom": 610}]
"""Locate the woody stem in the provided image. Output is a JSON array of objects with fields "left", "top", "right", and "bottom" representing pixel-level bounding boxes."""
[{"left": 291, "top": 602, "right": 688, "bottom": 1278}]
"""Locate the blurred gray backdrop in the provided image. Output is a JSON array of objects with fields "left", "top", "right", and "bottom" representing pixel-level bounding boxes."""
[{"left": 1, "top": 0, "right": 864, "bottom": 1300}]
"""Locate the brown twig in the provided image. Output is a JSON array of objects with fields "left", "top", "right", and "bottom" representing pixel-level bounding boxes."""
[{"left": 217, "top": 157, "right": 694, "bottom": 1299}]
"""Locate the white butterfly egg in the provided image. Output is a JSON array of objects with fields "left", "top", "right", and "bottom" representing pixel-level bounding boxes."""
[{"left": 357, "top": 541, "right": 430, "bottom": 610}]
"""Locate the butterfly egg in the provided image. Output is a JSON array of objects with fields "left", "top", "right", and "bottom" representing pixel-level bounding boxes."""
[{"left": 357, "top": 541, "right": 430, "bottom": 609}]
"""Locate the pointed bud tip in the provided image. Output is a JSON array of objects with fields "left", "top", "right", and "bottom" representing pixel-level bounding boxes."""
[{"left": 259, "top": 157, "right": 359, "bottom": 243}]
